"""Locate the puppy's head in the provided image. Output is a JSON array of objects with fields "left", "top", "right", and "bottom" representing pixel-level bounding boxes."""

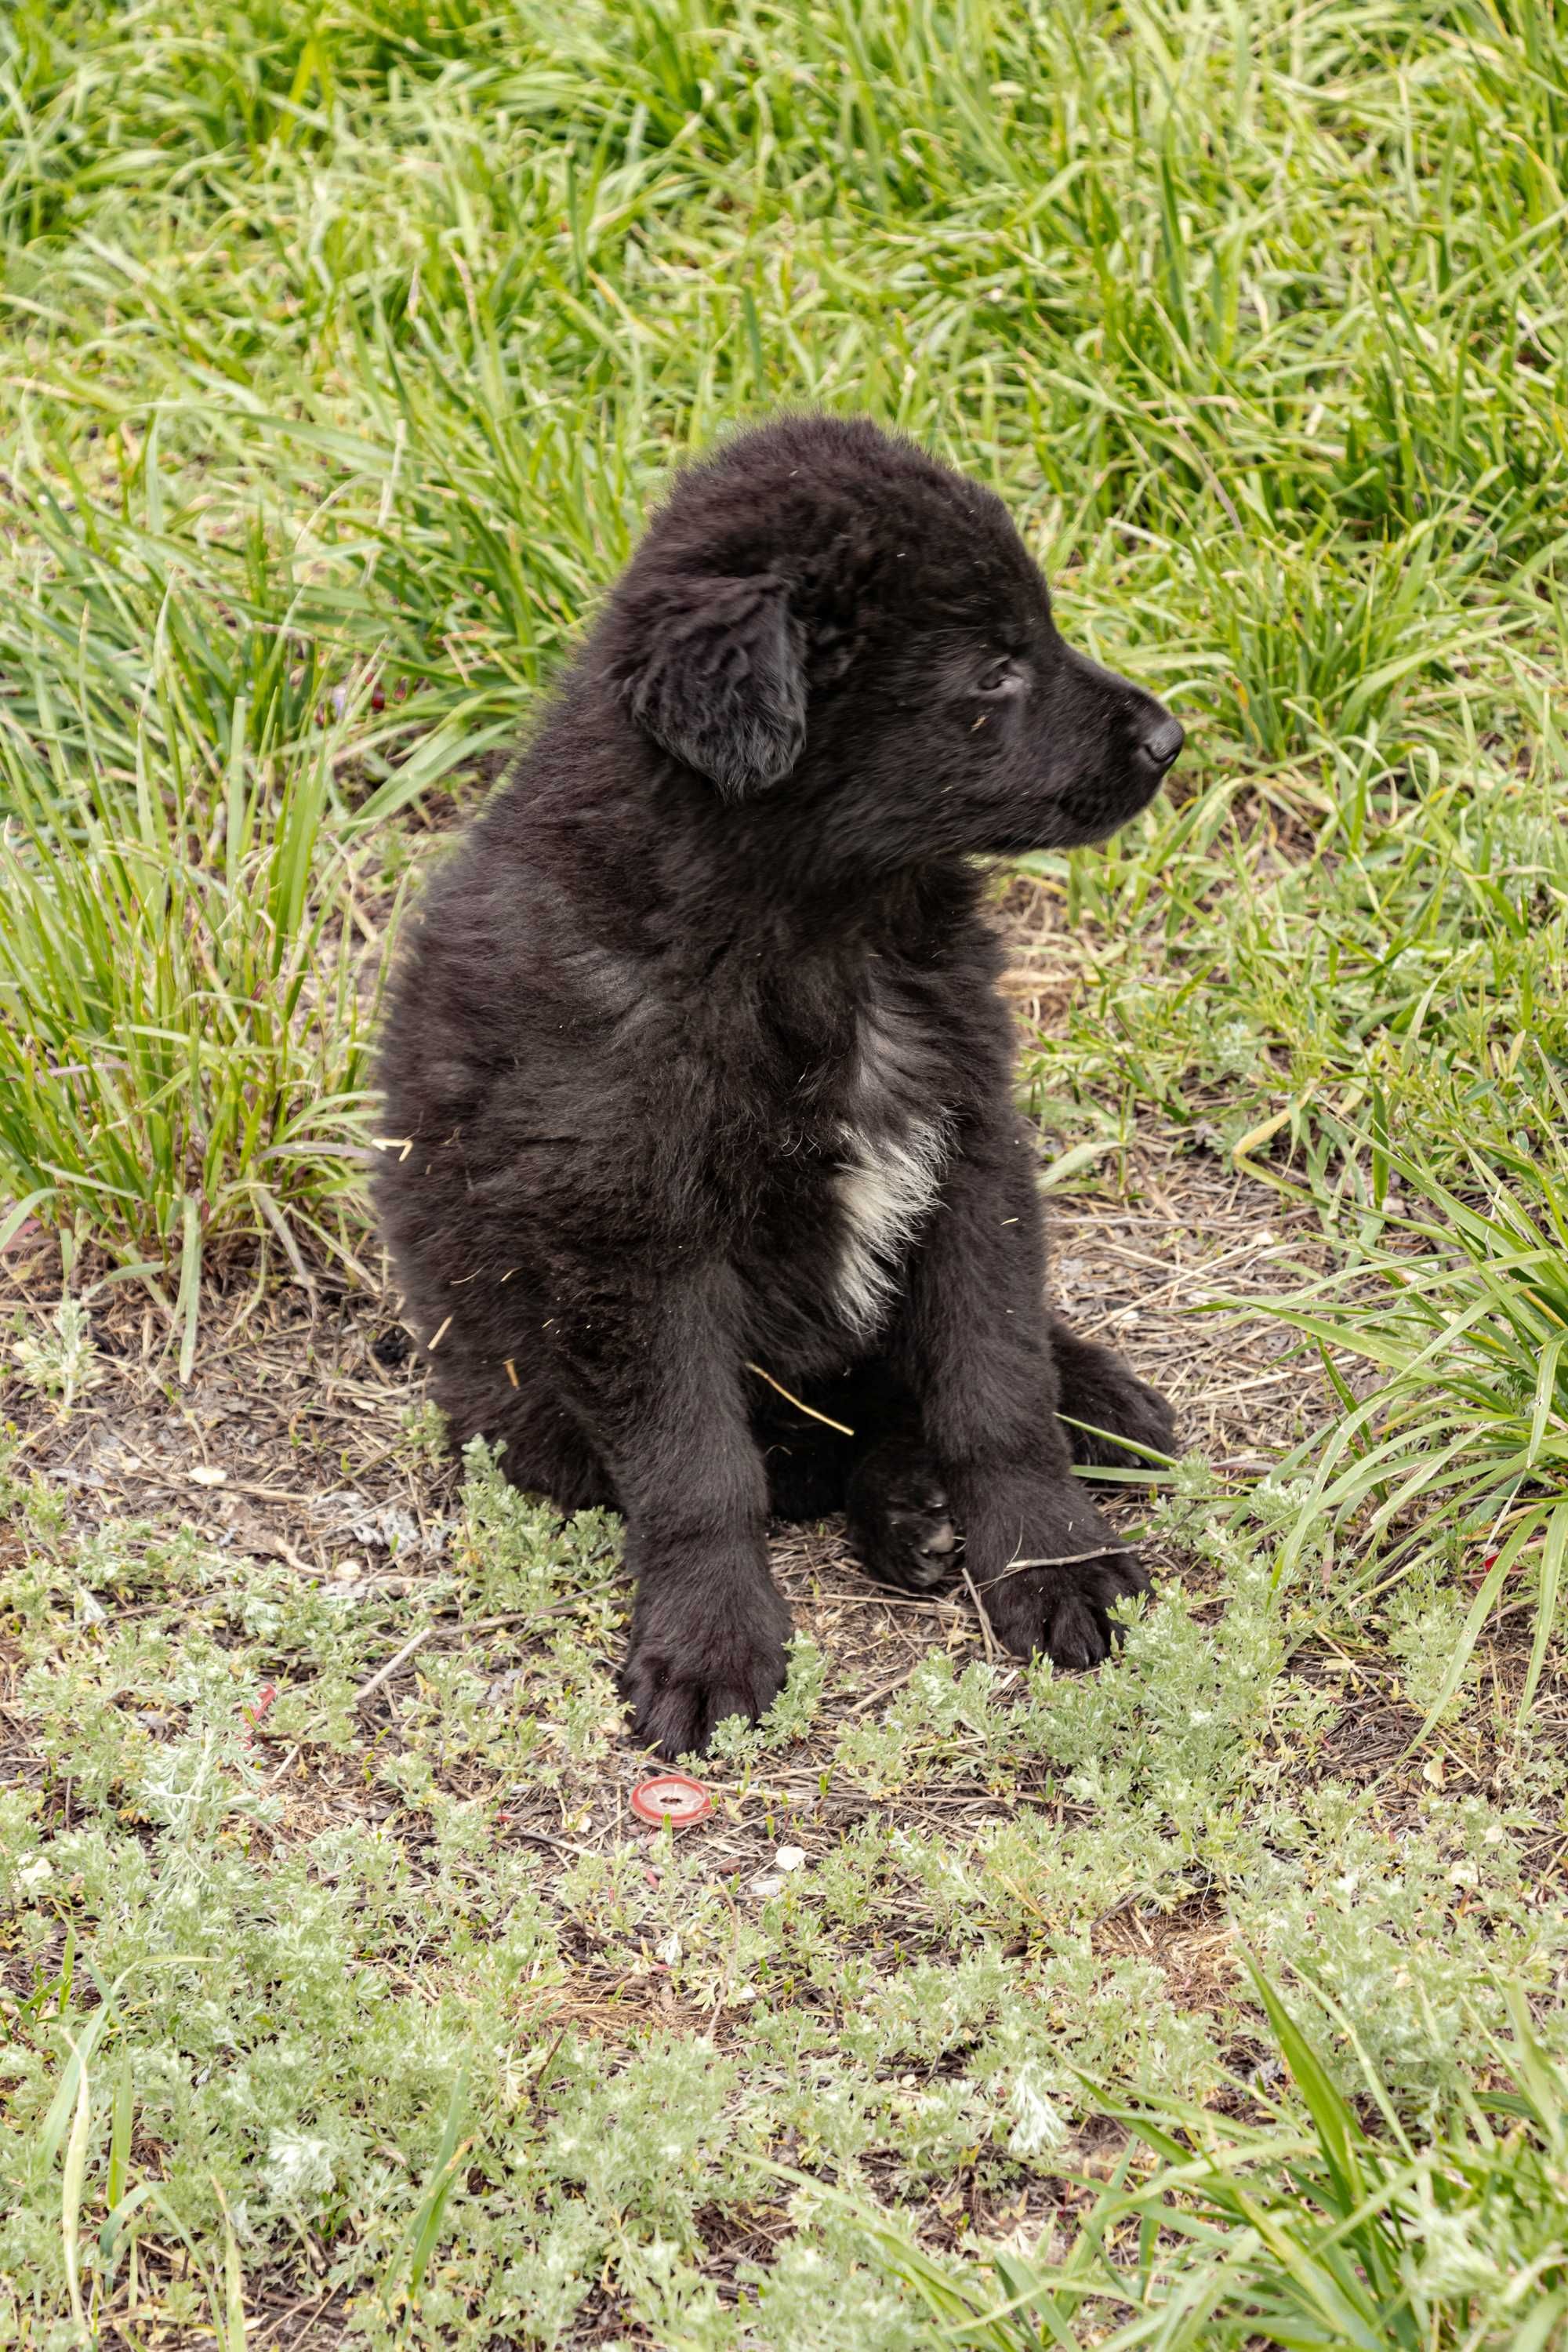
[{"left": 607, "top": 415, "right": 1182, "bottom": 863}]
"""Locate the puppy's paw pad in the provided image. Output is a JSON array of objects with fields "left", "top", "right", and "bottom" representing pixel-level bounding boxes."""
[
  {"left": 883, "top": 1484, "right": 956, "bottom": 1589},
  {"left": 849, "top": 1450, "right": 957, "bottom": 1594}
]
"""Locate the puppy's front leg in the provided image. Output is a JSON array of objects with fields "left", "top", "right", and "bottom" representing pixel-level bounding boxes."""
[
  {"left": 557, "top": 1267, "right": 790, "bottom": 1759},
  {"left": 896, "top": 1122, "right": 1149, "bottom": 1665}
]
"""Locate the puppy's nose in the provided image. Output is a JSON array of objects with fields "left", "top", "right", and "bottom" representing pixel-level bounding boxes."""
[{"left": 1135, "top": 710, "right": 1185, "bottom": 775}]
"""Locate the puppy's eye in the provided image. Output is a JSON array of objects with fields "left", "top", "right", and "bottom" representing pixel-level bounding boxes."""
[{"left": 975, "top": 658, "right": 1025, "bottom": 699}]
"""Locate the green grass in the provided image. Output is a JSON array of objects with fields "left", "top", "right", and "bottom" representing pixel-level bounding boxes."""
[
  {"left": 8, "top": 0, "right": 1562, "bottom": 1276},
  {"left": 2, "top": 0, "right": 1567, "bottom": 2340}
]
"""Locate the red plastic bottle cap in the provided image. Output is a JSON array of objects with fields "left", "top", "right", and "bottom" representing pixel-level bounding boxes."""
[{"left": 630, "top": 1773, "right": 712, "bottom": 1828}]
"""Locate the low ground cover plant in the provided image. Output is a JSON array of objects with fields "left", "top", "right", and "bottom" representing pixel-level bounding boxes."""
[{"left": 5, "top": 1452, "right": 1567, "bottom": 2347}]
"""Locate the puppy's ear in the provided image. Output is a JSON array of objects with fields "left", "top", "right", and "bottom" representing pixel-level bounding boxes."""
[{"left": 618, "top": 572, "right": 806, "bottom": 797}]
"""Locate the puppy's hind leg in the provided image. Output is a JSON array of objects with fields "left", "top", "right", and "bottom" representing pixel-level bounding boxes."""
[
  {"left": 1048, "top": 1314, "right": 1178, "bottom": 1472},
  {"left": 428, "top": 1346, "right": 619, "bottom": 1511},
  {"left": 750, "top": 1360, "right": 956, "bottom": 1591},
  {"left": 822, "top": 1359, "right": 956, "bottom": 1595},
  {"left": 847, "top": 1436, "right": 957, "bottom": 1593}
]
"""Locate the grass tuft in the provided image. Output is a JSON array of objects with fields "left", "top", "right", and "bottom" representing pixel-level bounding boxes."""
[
  {"left": 1265, "top": 1127, "right": 1568, "bottom": 1733},
  {"left": 869, "top": 1965, "right": 1568, "bottom": 2349},
  {"left": 0, "top": 637, "right": 379, "bottom": 1344}
]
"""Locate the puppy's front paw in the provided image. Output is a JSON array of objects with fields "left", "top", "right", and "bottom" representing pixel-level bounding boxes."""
[
  {"left": 964, "top": 1477, "right": 1150, "bottom": 1666},
  {"left": 986, "top": 1549, "right": 1150, "bottom": 1668},
  {"left": 619, "top": 1574, "right": 791, "bottom": 1759}
]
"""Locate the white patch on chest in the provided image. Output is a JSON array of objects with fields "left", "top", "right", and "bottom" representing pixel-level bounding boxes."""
[
  {"left": 830, "top": 996, "right": 949, "bottom": 1338},
  {"left": 833, "top": 1118, "right": 948, "bottom": 1335}
]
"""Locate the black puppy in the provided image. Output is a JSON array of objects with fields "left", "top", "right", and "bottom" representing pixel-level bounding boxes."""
[{"left": 376, "top": 415, "right": 1182, "bottom": 1758}]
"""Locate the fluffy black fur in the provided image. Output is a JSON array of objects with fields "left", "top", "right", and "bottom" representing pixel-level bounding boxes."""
[{"left": 376, "top": 415, "right": 1184, "bottom": 1758}]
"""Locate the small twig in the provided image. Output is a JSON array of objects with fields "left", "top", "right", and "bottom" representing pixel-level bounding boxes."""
[
  {"left": 118, "top": 1464, "right": 335, "bottom": 1508},
  {"left": 744, "top": 1360, "right": 855, "bottom": 1436},
  {"left": 959, "top": 1557, "right": 1000, "bottom": 1664},
  {"left": 261, "top": 2282, "right": 339, "bottom": 2344},
  {"left": 509, "top": 1825, "right": 603, "bottom": 1862},
  {"left": 803, "top": 1585, "right": 964, "bottom": 1615},
  {"left": 975, "top": 1545, "right": 1140, "bottom": 1589},
  {"left": 355, "top": 1621, "right": 438, "bottom": 1702},
  {"left": 845, "top": 1662, "right": 924, "bottom": 1715},
  {"left": 527, "top": 2021, "right": 573, "bottom": 2112},
  {"left": 256, "top": 1533, "right": 316, "bottom": 1576}
]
